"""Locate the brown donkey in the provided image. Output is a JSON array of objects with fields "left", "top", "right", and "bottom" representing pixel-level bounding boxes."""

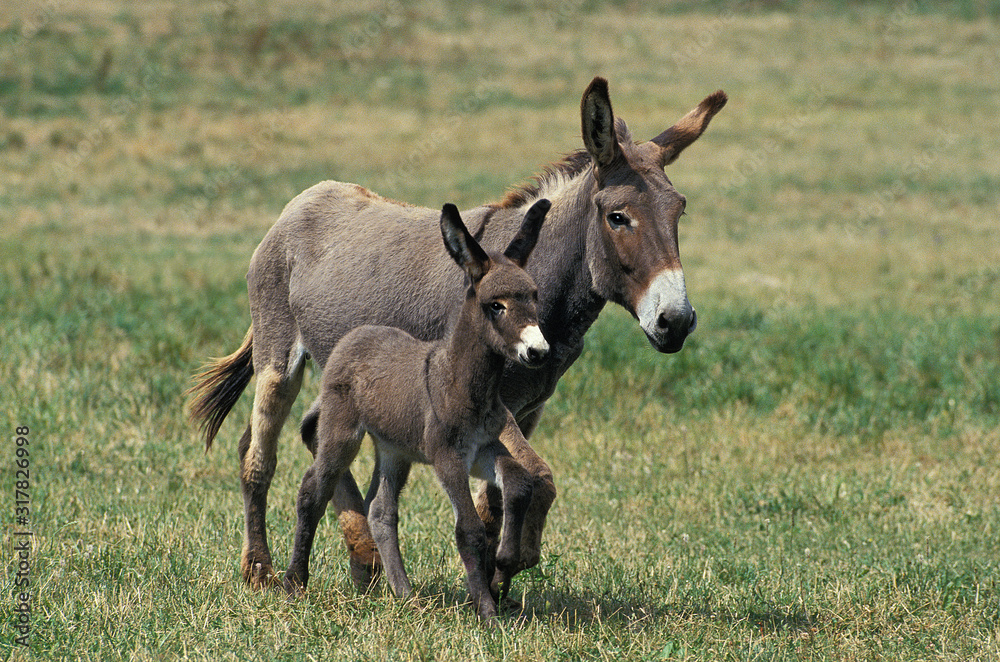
[
  {"left": 188, "top": 77, "right": 727, "bottom": 591},
  {"left": 283, "top": 201, "right": 551, "bottom": 621}
]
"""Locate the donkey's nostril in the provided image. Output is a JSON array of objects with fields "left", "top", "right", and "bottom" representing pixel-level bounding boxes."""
[{"left": 656, "top": 312, "right": 671, "bottom": 331}]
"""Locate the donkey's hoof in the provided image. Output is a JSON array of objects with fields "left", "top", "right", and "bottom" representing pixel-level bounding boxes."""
[
  {"left": 349, "top": 556, "right": 382, "bottom": 593},
  {"left": 242, "top": 559, "right": 280, "bottom": 590}
]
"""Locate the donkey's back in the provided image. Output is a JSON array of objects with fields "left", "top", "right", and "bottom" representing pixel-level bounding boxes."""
[{"left": 252, "top": 180, "right": 492, "bottom": 365}]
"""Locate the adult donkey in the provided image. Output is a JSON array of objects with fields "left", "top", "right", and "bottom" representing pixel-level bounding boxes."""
[{"left": 189, "top": 76, "right": 727, "bottom": 590}]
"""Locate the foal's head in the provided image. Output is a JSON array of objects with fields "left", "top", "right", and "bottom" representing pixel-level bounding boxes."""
[{"left": 440, "top": 199, "right": 551, "bottom": 369}]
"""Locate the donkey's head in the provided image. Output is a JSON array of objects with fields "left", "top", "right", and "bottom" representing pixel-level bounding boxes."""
[
  {"left": 580, "top": 77, "right": 727, "bottom": 353},
  {"left": 441, "top": 199, "right": 551, "bottom": 369}
]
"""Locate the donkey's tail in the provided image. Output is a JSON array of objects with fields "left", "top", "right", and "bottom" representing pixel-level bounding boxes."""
[{"left": 186, "top": 327, "right": 254, "bottom": 450}]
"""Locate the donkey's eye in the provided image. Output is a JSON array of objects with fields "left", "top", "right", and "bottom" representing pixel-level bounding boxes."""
[
  {"left": 489, "top": 301, "right": 506, "bottom": 316},
  {"left": 607, "top": 212, "right": 630, "bottom": 229}
]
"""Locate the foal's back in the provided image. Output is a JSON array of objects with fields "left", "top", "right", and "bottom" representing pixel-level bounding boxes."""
[{"left": 321, "top": 324, "right": 435, "bottom": 462}]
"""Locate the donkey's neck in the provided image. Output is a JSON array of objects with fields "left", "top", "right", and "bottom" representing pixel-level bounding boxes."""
[{"left": 489, "top": 168, "right": 605, "bottom": 354}]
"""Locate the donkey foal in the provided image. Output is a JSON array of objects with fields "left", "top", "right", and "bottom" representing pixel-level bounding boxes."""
[{"left": 283, "top": 199, "right": 551, "bottom": 620}]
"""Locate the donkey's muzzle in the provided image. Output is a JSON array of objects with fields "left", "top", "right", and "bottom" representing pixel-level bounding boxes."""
[
  {"left": 647, "top": 306, "right": 697, "bottom": 354},
  {"left": 637, "top": 268, "right": 696, "bottom": 354}
]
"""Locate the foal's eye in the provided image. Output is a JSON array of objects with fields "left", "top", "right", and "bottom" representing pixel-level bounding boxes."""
[
  {"left": 489, "top": 301, "right": 506, "bottom": 316},
  {"left": 607, "top": 211, "right": 630, "bottom": 229}
]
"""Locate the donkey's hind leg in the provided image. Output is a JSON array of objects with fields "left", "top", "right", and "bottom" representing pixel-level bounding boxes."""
[
  {"left": 303, "top": 396, "right": 383, "bottom": 592},
  {"left": 240, "top": 344, "right": 306, "bottom": 589}
]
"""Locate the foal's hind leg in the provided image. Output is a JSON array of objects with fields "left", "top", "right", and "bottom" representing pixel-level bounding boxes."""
[
  {"left": 302, "top": 398, "right": 382, "bottom": 591},
  {"left": 284, "top": 398, "right": 364, "bottom": 596},
  {"left": 367, "top": 451, "right": 414, "bottom": 600}
]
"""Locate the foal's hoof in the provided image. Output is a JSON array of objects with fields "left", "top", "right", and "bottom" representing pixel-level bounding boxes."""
[
  {"left": 349, "top": 556, "right": 382, "bottom": 593},
  {"left": 499, "top": 594, "right": 525, "bottom": 616},
  {"left": 476, "top": 607, "right": 500, "bottom": 625},
  {"left": 282, "top": 574, "right": 307, "bottom": 600}
]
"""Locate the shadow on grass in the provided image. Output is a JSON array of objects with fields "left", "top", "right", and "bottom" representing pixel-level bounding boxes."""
[
  {"left": 397, "top": 578, "right": 819, "bottom": 635},
  {"left": 513, "top": 585, "right": 820, "bottom": 636}
]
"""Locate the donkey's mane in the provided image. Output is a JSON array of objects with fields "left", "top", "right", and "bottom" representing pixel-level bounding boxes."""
[
  {"left": 496, "top": 149, "right": 592, "bottom": 209},
  {"left": 496, "top": 118, "right": 635, "bottom": 209}
]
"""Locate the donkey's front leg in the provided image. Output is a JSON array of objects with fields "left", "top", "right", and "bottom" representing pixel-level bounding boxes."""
[{"left": 434, "top": 449, "right": 497, "bottom": 621}]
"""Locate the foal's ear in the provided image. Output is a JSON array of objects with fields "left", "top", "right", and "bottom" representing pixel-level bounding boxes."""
[
  {"left": 440, "top": 203, "right": 491, "bottom": 282},
  {"left": 503, "top": 198, "right": 550, "bottom": 267},
  {"left": 581, "top": 77, "right": 622, "bottom": 172},
  {"left": 650, "top": 89, "right": 728, "bottom": 167}
]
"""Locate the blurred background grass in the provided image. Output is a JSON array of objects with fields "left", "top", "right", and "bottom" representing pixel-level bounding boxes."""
[{"left": 2, "top": 1, "right": 999, "bottom": 660}]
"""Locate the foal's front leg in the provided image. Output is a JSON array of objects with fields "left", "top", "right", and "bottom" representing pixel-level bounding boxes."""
[
  {"left": 434, "top": 448, "right": 497, "bottom": 621},
  {"left": 484, "top": 445, "right": 534, "bottom": 604},
  {"left": 475, "top": 410, "right": 556, "bottom": 579}
]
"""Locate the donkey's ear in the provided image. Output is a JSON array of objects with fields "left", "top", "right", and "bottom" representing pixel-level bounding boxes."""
[
  {"left": 581, "top": 77, "right": 622, "bottom": 172},
  {"left": 503, "top": 198, "right": 550, "bottom": 267},
  {"left": 440, "top": 203, "right": 491, "bottom": 282},
  {"left": 650, "top": 90, "right": 727, "bottom": 167}
]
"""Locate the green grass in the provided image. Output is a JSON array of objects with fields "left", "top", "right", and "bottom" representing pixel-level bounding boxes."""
[{"left": 3, "top": 1, "right": 999, "bottom": 660}]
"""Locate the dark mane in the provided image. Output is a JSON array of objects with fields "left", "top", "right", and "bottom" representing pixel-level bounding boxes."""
[
  {"left": 496, "top": 118, "right": 634, "bottom": 209},
  {"left": 496, "top": 149, "right": 593, "bottom": 209}
]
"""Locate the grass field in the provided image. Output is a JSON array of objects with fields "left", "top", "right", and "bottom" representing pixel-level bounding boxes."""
[{"left": 3, "top": 1, "right": 999, "bottom": 660}]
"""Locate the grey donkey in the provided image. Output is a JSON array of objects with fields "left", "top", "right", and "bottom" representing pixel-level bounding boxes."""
[
  {"left": 188, "top": 77, "right": 728, "bottom": 593},
  {"left": 283, "top": 199, "right": 552, "bottom": 621}
]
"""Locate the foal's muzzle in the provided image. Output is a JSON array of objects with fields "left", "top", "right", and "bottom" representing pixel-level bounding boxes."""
[{"left": 516, "top": 324, "right": 550, "bottom": 368}]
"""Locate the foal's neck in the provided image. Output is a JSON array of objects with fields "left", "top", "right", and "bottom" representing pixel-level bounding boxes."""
[{"left": 439, "top": 295, "right": 507, "bottom": 413}]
